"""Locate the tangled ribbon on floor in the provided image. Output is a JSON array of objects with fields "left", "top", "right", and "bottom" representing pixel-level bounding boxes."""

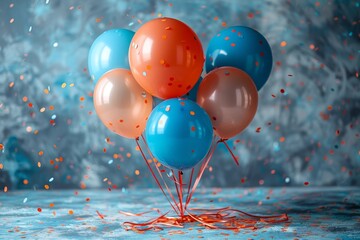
[
  {"left": 126, "top": 135, "right": 289, "bottom": 232},
  {"left": 120, "top": 207, "right": 289, "bottom": 232}
]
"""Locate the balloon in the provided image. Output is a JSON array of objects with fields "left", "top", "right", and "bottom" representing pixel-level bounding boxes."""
[
  {"left": 129, "top": 17, "right": 204, "bottom": 99},
  {"left": 182, "top": 76, "right": 203, "bottom": 101},
  {"left": 93, "top": 69, "right": 153, "bottom": 139},
  {"left": 145, "top": 98, "right": 213, "bottom": 170},
  {"left": 205, "top": 26, "right": 272, "bottom": 90},
  {"left": 197, "top": 67, "right": 258, "bottom": 139},
  {"left": 88, "top": 29, "right": 134, "bottom": 82}
]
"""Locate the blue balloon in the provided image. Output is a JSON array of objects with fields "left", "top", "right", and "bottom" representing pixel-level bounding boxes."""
[
  {"left": 182, "top": 76, "right": 203, "bottom": 101},
  {"left": 88, "top": 29, "right": 134, "bottom": 82},
  {"left": 145, "top": 98, "right": 213, "bottom": 170},
  {"left": 206, "top": 26, "right": 272, "bottom": 90}
]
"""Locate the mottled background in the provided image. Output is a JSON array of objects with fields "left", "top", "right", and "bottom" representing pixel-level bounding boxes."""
[{"left": 0, "top": 0, "right": 359, "bottom": 190}]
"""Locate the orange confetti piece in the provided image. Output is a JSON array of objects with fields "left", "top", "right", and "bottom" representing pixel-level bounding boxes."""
[
  {"left": 68, "top": 210, "right": 74, "bottom": 215},
  {"left": 49, "top": 203, "right": 55, "bottom": 207},
  {"left": 280, "top": 41, "right": 287, "bottom": 47},
  {"left": 96, "top": 210, "right": 104, "bottom": 219},
  {"left": 23, "top": 179, "right": 29, "bottom": 185}
]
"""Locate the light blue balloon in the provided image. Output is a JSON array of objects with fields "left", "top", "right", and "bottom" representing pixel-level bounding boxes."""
[
  {"left": 206, "top": 26, "right": 272, "bottom": 90},
  {"left": 145, "top": 98, "right": 213, "bottom": 170},
  {"left": 88, "top": 29, "right": 134, "bottom": 82}
]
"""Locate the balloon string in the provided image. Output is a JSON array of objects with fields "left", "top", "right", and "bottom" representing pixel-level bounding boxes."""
[
  {"left": 135, "top": 138, "right": 180, "bottom": 215},
  {"left": 171, "top": 170, "right": 184, "bottom": 217},
  {"left": 185, "top": 136, "right": 218, "bottom": 209},
  {"left": 185, "top": 168, "right": 194, "bottom": 208},
  {"left": 220, "top": 139, "right": 239, "bottom": 166},
  {"left": 178, "top": 171, "right": 184, "bottom": 218},
  {"left": 140, "top": 134, "right": 181, "bottom": 215}
]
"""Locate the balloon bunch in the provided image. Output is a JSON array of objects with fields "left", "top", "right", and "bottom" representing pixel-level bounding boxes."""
[{"left": 89, "top": 18, "right": 282, "bottom": 231}]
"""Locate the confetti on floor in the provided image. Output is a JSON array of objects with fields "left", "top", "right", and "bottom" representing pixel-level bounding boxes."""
[{"left": 0, "top": 188, "right": 359, "bottom": 239}]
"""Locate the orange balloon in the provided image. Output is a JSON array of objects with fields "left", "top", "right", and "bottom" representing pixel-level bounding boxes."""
[
  {"left": 197, "top": 67, "right": 258, "bottom": 139},
  {"left": 93, "top": 69, "right": 153, "bottom": 139},
  {"left": 129, "top": 17, "right": 204, "bottom": 99}
]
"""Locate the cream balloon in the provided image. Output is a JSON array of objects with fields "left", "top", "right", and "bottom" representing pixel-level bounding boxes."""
[{"left": 93, "top": 69, "right": 153, "bottom": 139}]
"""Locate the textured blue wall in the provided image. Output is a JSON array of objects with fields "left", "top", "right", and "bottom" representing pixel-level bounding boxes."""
[{"left": 0, "top": 0, "right": 359, "bottom": 190}]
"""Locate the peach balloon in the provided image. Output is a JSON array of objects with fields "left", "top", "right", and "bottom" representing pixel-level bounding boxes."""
[
  {"left": 129, "top": 17, "right": 204, "bottom": 99},
  {"left": 197, "top": 67, "right": 258, "bottom": 139},
  {"left": 93, "top": 69, "right": 153, "bottom": 139}
]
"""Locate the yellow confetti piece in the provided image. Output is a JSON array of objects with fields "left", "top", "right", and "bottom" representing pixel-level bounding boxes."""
[
  {"left": 190, "top": 111, "right": 195, "bottom": 116},
  {"left": 135, "top": 170, "right": 140, "bottom": 175},
  {"left": 69, "top": 83, "right": 75, "bottom": 87},
  {"left": 37, "top": 162, "right": 42, "bottom": 167},
  {"left": 43, "top": 89, "right": 49, "bottom": 94},
  {"left": 40, "top": 107, "right": 46, "bottom": 112},
  {"left": 61, "top": 83, "right": 67, "bottom": 88},
  {"left": 9, "top": 82, "right": 14, "bottom": 88}
]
